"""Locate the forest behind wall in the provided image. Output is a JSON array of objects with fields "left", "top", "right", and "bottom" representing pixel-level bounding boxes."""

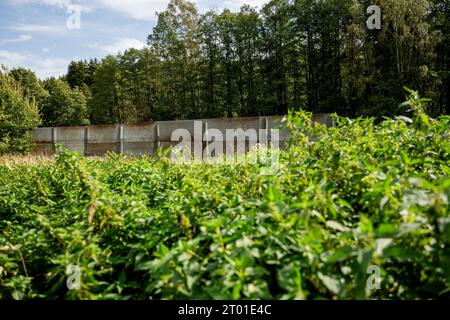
[{"left": 4, "top": 0, "right": 450, "bottom": 127}]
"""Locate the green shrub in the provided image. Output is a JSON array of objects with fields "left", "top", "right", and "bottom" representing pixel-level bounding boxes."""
[
  {"left": 42, "top": 79, "right": 89, "bottom": 127},
  {"left": 0, "top": 69, "right": 42, "bottom": 154}
]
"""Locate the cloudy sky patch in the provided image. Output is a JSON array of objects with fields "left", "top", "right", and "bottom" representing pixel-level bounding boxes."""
[{"left": 0, "top": 0, "right": 266, "bottom": 78}]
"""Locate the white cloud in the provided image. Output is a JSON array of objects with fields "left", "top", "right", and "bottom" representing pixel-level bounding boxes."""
[
  {"left": 0, "top": 50, "right": 30, "bottom": 67},
  {"left": 8, "top": 1, "right": 269, "bottom": 22},
  {"left": 8, "top": 0, "right": 93, "bottom": 12},
  {"left": 0, "top": 35, "right": 33, "bottom": 46},
  {"left": 0, "top": 50, "right": 70, "bottom": 79},
  {"left": 8, "top": 0, "right": 71, "bottom": 7},
  {"left": 12, "top": 23, "right": 65, "bottom": 33},
  {"left": 91, "top": 38, "right": 147, "bottom": 54},
  {"left": 8, "top": 0, "right": 159, "bottom": 19},
  {"left": 95, "top": 0, "right": 268, "bottom": 20},
  {"left": 95, "top": 0, "right": 167, "bottom": 21},
  {"left": 33, "top": 57, "right": 71, "bottom": 78}
]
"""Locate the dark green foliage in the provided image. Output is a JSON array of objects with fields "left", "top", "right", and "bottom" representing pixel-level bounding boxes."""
[
  {"left": 1, "top": 68, "right": 93, "bottom": 129},
  {"left": 0, "top": 70, "right": 42, "bottom": 153},
  {"left": 0, "top": 93, "right": 448, "bottom": 299},
  {"left": 66, "top": 59, "right": 99, "bottom": 90},
  {"left": 89, "top": 55, "right": 121, "bottom": 124},
  {"left": 9, "top": 68, "right": 48, "bottom": 111},
  {"left": 430, "top": 0, "right": 450, "bottom": 115},
  {"left": 42, "top": 79, "right": 90, "bottom": 127}
]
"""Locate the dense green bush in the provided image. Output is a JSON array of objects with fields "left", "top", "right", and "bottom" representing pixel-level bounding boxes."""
[
  {"left": 9, "top": 68, "right": 48, "bottom": 110},
  {"left": 0, "top": 70, "right": 41, "bottom": 154},
  {"left": 42, "top": 78, "right": 90, "bottom": 127},
  {"left": 0, "top": 92, "right": 448, "bottom": 300}
]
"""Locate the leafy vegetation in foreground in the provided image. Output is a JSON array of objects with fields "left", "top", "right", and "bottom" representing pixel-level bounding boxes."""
[{"left": 0, "top": 93, "right": 449, "bottom": 300}]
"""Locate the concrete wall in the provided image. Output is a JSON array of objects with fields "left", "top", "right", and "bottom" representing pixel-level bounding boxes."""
[
  {"left": 123, "top": 123, "right": 156, "bottom": 155},
  {"left": 31, "top": 127, "right": 53, "bottom": 155},
  {"left": 31, "top": 114, "right": 332, "bottom": 157}
]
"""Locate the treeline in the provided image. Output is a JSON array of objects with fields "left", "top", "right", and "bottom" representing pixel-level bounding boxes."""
[
  {"left": 2, "top": 0, "right": 450, "bottom": 130},
  {"left": 0, "top": 67, "right": 91, "bottom": 152}
]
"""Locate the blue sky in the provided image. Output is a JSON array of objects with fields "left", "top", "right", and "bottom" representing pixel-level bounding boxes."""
[{"left": 0, "top": 0, "right": 266, "bottom": 79}]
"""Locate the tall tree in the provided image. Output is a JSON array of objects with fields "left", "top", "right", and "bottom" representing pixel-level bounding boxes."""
[
  {"left": 9, "top": 68, "right": 48, "bottom": 112},
  {"left": 90, "top": 55, "right": 121, "bottom": 124},
  {"left": 42, "top": 79, "right": 89, "bottom": 127},
  {"left": 199, "top": 11, "right": 222, "bottom": 117},
  {"left": 148, "top": 0, "right": 201, "bottom": 119},
  {"left": 431, "top": 0, "right": 450, "bottom": 115},
  {"left": 342, "top": 0, "right": 441, "bottom": 116},
  {"left": 216, "top": 9, "right": 240, "bottom": 116},
  {"left": 261, "top": 0, "right": 294, "bottom": 115}
]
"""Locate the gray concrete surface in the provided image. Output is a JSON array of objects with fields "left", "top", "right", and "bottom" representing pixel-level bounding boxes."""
[{"left": 31, "top": 114, "right": 332, "bottom": 156}]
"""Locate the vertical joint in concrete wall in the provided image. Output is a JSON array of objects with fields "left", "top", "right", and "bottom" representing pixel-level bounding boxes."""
[
  {"left": 52, "top": 127, "right": 58, "bottom": 154},
  {"left": 194, "top": 120, "right": 203, "bottom": 161},
  {"left": 84, "top": 127, "right": 89, "bottom": 156},
  {"left": 118, "top": 124, "right": 124, "bottom": 154},
  {"left": 204, "top": 121, "right": 209, "bottom": 158},
  {"left": 259, "top": 117, "right": 269, "bottom": 145},
  {"left": 154, "top": 124, "right": 160, "bottom": 155},
  {"left": 330, "top": 115, "right": 337, "bottom": 128}
]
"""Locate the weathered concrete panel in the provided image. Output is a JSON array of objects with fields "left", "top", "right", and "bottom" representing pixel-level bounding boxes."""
[
  {"left": 204, "top": 117, "right": 260, "bottom": 141},
  {"left": 31, "top": 127, "right": 53, "bottom": 143},
  {"left": 266, "top": 113, "right": 333, "bottom": 142},
  {"left": 86, "top": 143, "right": 118, "bottom": 156},
  {"left": 266, "top": 116, "right": 290, "bottom": 141},
  {"left": 312, "top": 113, "right": 333, "bottom": 127},
  {"left": 32, "top": 143, "right": 54, "bottom": 155},
  {"left": 59, "top": 142, "right": 85, "bottom": 154},
  {"left": 88, "top": 125, "right": 119, "bottom": 143},
  {"left": 157, "top": 120, "right": 197, "bottom": 142},
  {"left": 53, "top": 127, "right": 85, "bottom": 154},
  {"left": 161, "top": 140, "right": 208, "bottom": 159},
  {"left": 55, "top": 126, "right": 85, "bottom": 142},
  {"left": 159, "top": 141, "right": 178, "bottom": 149},
  {"left": 224, "top": 139, "right": 258, "bottom": 154},
  {"left": 123, "top": 142, "right": 154, "bottom": 155},
  {"left": 124, "top": 123, "right": 156, "bottom": 142}
]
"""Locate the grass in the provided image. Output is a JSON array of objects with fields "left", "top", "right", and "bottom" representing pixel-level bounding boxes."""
[{"left": 0, "top": 154, "right": 52, "bottom": 166}]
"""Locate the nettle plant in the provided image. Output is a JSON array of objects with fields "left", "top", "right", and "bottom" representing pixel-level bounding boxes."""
[{"left": 0, "top": 90, "right": 449, "bottom": 300}]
